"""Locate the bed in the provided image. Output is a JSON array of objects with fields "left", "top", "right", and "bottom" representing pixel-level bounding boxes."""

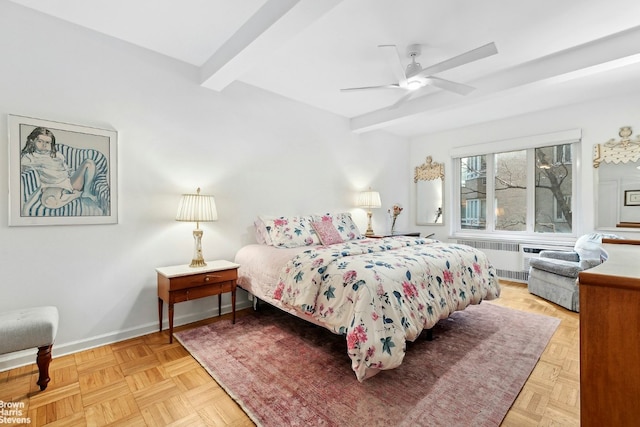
[{"left": 234, "top": 213, "right": 501, "bottom": 381}]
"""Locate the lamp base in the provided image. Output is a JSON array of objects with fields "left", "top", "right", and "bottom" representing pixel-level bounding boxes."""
[
  {"left": 189, "top": 228, "right": 206, "bottom": 268},
  {"left": 364, "top": 210, "right": 375, "bottom": 237},
  {"left": 189, "top": 258, "right": 207, "bottom": 268}
]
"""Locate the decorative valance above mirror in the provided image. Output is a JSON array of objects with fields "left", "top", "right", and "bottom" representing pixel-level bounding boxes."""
[
  {"left": 593, "top": 126, "right": 640, "bottom": 168},
  {"left": 594, "top": 127, "right": 640, "bottom": 229},
  {"left": 414, "top": 156, "right": 444, "bottom": 225}
]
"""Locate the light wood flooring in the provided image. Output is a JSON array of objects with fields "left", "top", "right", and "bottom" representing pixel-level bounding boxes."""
[{"left": 0, "top": 281, "right": 579, "bottom": 426}]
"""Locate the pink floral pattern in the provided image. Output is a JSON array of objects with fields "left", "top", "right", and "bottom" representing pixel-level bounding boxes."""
[
  {"left": 274, "top": 237, "right": 501, "bottom": 381},
  {"left": 259, "top": 215, "right": 320, "bottom": 248},
  {"left": 311, "top": 220, "right": 344, "bottom": 246},
  {"left": 312, "top": 212, "right": 362, "bottom": 241},
  {"left": 257, "top": 213, "right": 362, "bottom": 248}
]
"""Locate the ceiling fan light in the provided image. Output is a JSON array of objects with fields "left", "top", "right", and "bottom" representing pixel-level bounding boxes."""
[{"left": 407, "top": 79, "right": 424, "bottom": 90}]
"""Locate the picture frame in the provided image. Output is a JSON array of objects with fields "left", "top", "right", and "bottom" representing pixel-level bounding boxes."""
[
  {"left": 624, "top": 190, "right": 640, "bottom": 206},
  {"left": 8, "top": 115, "right": 118, "bottom": 226}
]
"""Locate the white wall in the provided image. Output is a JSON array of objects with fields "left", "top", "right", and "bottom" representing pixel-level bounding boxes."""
[
  {"left": 409, "top": 93, "right": 640, "bottom": 241},
  {"left": 0, "top": 2, "right": 410, "bottom": 368}
]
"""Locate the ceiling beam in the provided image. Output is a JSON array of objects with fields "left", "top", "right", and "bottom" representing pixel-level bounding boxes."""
[
  {"left": 200, "top": 0, "right": 343, "bottom": 91},
  {"left": 349, "top": 25, "right": 640, "bottom": 134}
]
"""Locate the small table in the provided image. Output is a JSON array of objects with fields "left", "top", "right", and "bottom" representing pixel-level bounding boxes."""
[{"left": 156, "top": 260, "right": 240, "bottom": 343}]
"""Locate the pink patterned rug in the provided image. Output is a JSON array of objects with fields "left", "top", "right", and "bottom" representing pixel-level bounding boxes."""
[{"left": 175, "top": 302, "right": 559, "bottom": 427}]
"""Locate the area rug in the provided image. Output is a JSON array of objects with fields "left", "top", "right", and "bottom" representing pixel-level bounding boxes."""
[{"left": 175, "top": 302, "right": 560, "bottom": 427}]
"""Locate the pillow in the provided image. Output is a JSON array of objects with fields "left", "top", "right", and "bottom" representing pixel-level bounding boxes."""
[
  {"left": 311, "top": 220, "right": 344, "bottom": 246},
  {"left": 254, "top": 218, "right": 272, "bottom": 245},
  {"left": 574, "top": 233, "right": 623, "bottom": 261},
  {"left": 313, "top": 212, "right": 362, "bottom": 241},
  {"left": 259, "top": 215, "right": 319, "bottom": 248}
]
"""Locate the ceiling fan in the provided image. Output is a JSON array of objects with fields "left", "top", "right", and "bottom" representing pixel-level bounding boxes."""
[{"left": 341, "top": 42, "right": 498, "bottom": 109}]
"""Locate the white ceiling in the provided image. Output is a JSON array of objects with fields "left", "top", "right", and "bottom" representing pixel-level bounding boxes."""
[{"left": 9, "top": 0, "right": 640, "bottom": 137}]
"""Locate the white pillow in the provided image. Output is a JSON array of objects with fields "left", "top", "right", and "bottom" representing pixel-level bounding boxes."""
[
  {"left": 574, "top": 233, "right": 622, "bottom": 261},
  {"left": 254, "top": 218, "right": 272, "bottom": 245},
  {"left": 259, "top": 215, "right": 320, "bottom": 248}
]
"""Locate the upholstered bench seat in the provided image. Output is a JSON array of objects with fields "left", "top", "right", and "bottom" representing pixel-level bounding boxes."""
[{"left": 0, "top": 306, "right": 59, "bottom": 390}]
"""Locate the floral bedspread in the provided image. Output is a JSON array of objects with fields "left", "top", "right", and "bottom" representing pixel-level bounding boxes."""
[{"left": 273, "top": 237, "right": 501, "bottom": 381}]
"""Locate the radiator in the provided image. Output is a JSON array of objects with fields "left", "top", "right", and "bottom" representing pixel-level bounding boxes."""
[{"left": 455, "top": 239, "right": 573, "bottom": 283}]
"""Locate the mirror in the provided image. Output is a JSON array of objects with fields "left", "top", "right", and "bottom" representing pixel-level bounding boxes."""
[
  {"left": 415, "top": 156, "right": 444, "bottom": 225},
  {"left": 595, "top": 127, "right": 640, "bottom": 229}
]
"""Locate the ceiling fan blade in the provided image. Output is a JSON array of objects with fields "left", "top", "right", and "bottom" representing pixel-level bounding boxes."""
[
  {"left": 378, "top": 44, "right": 408, "bottom": 88},
  {"left": 409, "top": 42, "right": 498, "bottom": 78},
  {"left": 340, "top": 84, "right": 400, "bottom": 92},
  {"left": 388, "top": 91, "right": 418, "bottom": 109},
  {"left": 424, "top": 76, "right": 475, "bottom": 95}
]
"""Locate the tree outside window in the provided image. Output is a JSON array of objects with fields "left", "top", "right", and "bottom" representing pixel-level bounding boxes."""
[{"left": 458, "top": 143, "right": 573, "bottom": 235}]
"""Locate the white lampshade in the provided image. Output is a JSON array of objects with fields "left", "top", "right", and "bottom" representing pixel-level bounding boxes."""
[
  {"left": 176, "top": 188, "right": 218, "bottom": 224},
  {"left": 357, "top": 188, "right": 381, "bottom": 237},
  {"left": 176, "top": 188, "right": 217, "bottom": 268},
  {"left": 357, "top": 189, "right": 381, "bottom": 209}
]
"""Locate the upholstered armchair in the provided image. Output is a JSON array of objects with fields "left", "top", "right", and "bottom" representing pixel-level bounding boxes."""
[{"left": 527, "top": 233, "right": 621, "bottom": 312}]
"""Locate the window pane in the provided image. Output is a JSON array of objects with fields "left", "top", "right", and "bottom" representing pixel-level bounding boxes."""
[
  {"left": 460, "top": 155, "right": 487, "bottom": 229},
  {"left": 494, "top": 150, "right": 527, "bottom": 231},
  {"left": 535, "top": 144, "right": 572, "bottom": 233}
]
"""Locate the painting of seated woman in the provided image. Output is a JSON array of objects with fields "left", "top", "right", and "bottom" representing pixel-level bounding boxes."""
[{"left": 9, "top": 115, "right": 117, "bottom": 226}]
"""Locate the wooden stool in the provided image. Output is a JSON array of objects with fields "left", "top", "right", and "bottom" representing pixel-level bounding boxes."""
[{"left": 0, "top": 307, "right": 59, "bottom": 390}]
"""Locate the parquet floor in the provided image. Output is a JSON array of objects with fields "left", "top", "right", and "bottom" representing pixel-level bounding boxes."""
[{"left": 1, "top": 281, "right": 579, "bottom": 426}]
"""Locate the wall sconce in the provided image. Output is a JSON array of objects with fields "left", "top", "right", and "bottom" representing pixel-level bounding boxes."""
[
  {"left": 176, "top": 188, "right": 218, "bottom": 267},
  {"left": 357, "top": 187, "right": 381, "bottom": 237}
]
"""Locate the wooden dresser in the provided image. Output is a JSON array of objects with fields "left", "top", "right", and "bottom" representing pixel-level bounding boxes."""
[{"left": 578, "top": 239, "right": 640, "bottom": 426}]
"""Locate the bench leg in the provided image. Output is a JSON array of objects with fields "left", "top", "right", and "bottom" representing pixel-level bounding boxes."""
[{"left": 36, "top": 345, "right": 52, "bottom": 391}]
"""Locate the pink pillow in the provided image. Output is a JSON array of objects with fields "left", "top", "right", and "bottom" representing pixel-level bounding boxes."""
[
  {"left": 311, "top": 220, "right": 343, "bottom": 246},
  {"left": 312, "top": 212, "right": 362, "bottom": 241}
]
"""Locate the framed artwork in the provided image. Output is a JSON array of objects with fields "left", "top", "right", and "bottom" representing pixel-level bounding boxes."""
[
  {"left": 624, "top": 190, "right": 640, "bottom": 206},
  {"left": 8, "top": 115, "right": 118, "bottom": 226}
]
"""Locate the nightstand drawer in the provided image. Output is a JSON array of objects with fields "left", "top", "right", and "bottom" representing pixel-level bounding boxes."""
[
  {"left": 172, "top": 281, "right": 235, "bottom": 302},
  {"left": 169, "top": 269, "right": 237, "bottom": 291}
]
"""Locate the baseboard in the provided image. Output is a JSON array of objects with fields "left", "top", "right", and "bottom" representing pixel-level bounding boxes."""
[{"left": 0, "top": 301, "right": 252, "bottom": 372}]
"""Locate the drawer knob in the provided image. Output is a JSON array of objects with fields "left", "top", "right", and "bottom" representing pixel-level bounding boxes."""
[{"left": 205, "top": 276, "right": 210, "bottom": 282}]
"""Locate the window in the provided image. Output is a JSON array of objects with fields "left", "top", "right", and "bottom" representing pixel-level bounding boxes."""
[
  {"left": 460, "top": 156, "right": 487, "bottom": 230},
  {"left": 462, "top": 198, "right": 485, "bottom": 227},
  {"left": 554, "top": 144, "right": 572, "bottom": 164},
  {"left": 534, "top": 144, "right": 573, "bottom": 233},
  {"left": 495, "top": 150, "right": 526, "bottom": 232},
  {"left": 452, "top": 131, "right": 579, "bottom": 238},
  {"left": 463, "top": 155, "right": 486, "bottom": 181}
]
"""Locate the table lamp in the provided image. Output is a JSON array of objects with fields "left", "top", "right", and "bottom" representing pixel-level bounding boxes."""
[
  {"left": 357, "top": 187, "right": 381, "bottom": 237},
  {"left": 176, "top": 188, "right": 218, "bottom": 267}
]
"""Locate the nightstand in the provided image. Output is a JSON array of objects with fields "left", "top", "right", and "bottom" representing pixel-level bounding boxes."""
[{"left": 156, "top": 260, "right": 240, "bottom": 343}]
